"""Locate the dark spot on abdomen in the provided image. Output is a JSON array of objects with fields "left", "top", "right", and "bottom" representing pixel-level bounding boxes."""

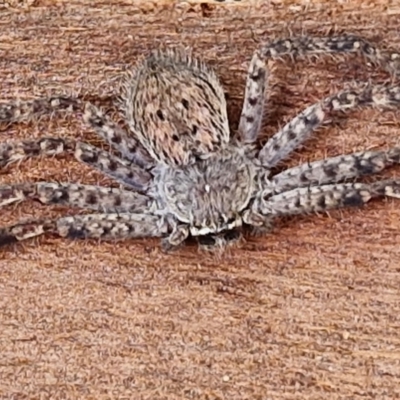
[
  {"left": 182, "top": 99, "right": 189, "bottom": 110},
  {"left": 156, "top": 110, "right": 165, "bottom": 120}
]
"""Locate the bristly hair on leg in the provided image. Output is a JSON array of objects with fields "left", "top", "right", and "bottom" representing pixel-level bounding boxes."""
[
  {"left": 0, "top": 213, "right": 169, "bottom": 248},
  {"left": 0, "top": 96, "right": 82, "bottom": 123},
  {"left": 258, "top": 84, "right": 400, "bottom": 168},
  {"left": 0, "top": 182, "right": 154, "bottom": 213},
  {"left": 271, "top": 148, "right": 400, "bottom": 194},
  {"left": 262, "top": 34, "right": 400, "bottom": 77},
  {"left": 83, "top": 102, "right": 153, "bottom": 169},
  {"left": 238, "top": 51, "right": 268, "bottom": 144},
  {"left": 1, "top": 38, "right": 400, "bottom": 252}
]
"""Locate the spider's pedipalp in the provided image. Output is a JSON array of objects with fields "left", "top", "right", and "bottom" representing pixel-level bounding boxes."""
[
  {"left": 0, "top": 213, "right": 169, "bottom": 247},
  {"left": 271, "top": 148, "right": 400, "bottom": 193},
  {"left": 262, "top": 34, "right": 400, "bottom": 76},
  {"left": 257, "top": 180, "right": 400, "bottom": 218},
  {"left": 161, "top": 224, "right": 190, "bottom": 252},
  {"left": 83, "top": 102, "right": 153, "bottom": 169},
  {"left": 197, "top": 229, "right": 243, "bottom": 253},
  {"left": 238, "top": 51, "right": 268, "bottom": 143},
  {"left": 0, "top": 97, "right": 81, "bottom": 123},
  {"left": 258, "top": 84, "right": 400, "bottom": 168},
  {"left": 0, "top": 182, "right": 154, "bottom": 213}
]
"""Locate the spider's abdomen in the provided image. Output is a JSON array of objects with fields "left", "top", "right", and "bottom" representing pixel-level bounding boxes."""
[
  {"left": 158, "top": 146, "right": 256, "bottom": 236},
  {"left": 121, "top": 49, "right": 231, "bottom": 167}
]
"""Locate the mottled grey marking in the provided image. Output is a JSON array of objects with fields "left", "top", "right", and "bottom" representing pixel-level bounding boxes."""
[{"left": 1, "top": 35, "right": 400, "bottom": 252}]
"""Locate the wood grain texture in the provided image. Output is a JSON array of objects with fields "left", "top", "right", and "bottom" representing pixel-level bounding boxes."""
[{"left": 1, "top": 1, "right": 400, "bottom": 398}]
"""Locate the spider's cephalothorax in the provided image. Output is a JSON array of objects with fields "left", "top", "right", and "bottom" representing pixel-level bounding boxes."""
[
  {"left": 1, "top": 35, "right": 400, "bottom": 252},
  {"left": 153, "top": 143, "right": 263, "bottom": 244}
]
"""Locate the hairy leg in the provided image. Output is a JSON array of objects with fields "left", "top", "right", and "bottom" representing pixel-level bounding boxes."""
[
  {"left": 75, "top": 142, "right": 152, "bottom": 190},
  {"left": 262, "top": 34, "right": 400, "bottom": 76},
  {"left": 0, "top": 137, "right": 75, "bottom": 167},
  {"left": 0, "top": 96, "right": 152, "bottom": 168},
  {"left": 0, "top": 138, "right": 151, "bottom": 190},
  {"left": 0, "top": 182, "right": 154, "bottom": 213},
  {"left": 0, "top": 97, "right": 81, "bottom": 122},
  {"left": 0, "top": 213, "right": 169, "bottom": 247},
  {"left": 238, "top": 51, "right": 268, "bottom": 143},
  {"left": 83, "top": 102, "right": 153, "bottom": 169},
  {"left": 271, "top": 147, "right": 400, "bottom": 193},
  {"left": 255, "top": 180, "right": 400, "bottom": 218},
  {"left": 258, "top": 85, "right": 400, "bottom": 168}
]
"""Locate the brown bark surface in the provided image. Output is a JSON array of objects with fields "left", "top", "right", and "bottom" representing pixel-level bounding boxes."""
[{"left": 1, "top": 1, "right": 400, "bottom": 398}]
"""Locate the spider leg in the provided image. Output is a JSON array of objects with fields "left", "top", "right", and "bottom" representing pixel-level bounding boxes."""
[
  {"left": 75, "top": 141, "right": 152, "bottom": 190},
  {"left": 251, "top": 180, "right": 400, "bottom": 220},
  {"left": 0, "top": 137, "right": 75, "bottom": 167},
  {"left": 0, "top": 182, "right": 154, "bottom": 213},
  {"left": 258, "top": 101, "right": 325, "bottom": 168},
  {"left": 0, "top": 138, "right": 152, "bottom": 190},
  {"left": 83, "top": 102, "right": 153, "bottom": 169},
  {"left": 238, "top": 51, "right": 268, "bottom": 143},
  {"left": 271, "top": 147, "right": 400, "bottom": 193},
  {"left": 0, "top": 97, "right": 81, "bottom": 123},
  {"left": 0, "top": 213, "right": 169, "bottom": 247},
  {"left": 258, "top": 84, "right": 400, "bottom": 168},
  {"left": 262, "top": 34, "right": 400, "bottom": 76},
  {"left": 0, "top": 97, "right": 152, "bottom": 168}
]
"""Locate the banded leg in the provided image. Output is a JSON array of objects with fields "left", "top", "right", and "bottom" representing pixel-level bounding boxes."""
[
  {"left": 0, "top": 137, "right": 75, "bottom": 168},
  {"left": 0, "top": 97, "right": 81, "bottom": 123},
  {"left": 75, "top": 142, "right": 151, "bottom": 190},
  {"left": 0, "top": 138, "right": 151, "bottom": 190},
  {"left": 256, "top": 180, "right": 400, "bottom": 218},
  {"left": 271, "top": 147, "right": 400, "bottom": 193},
  {"left": 83, "top": 102, "right": 153, "bottom": 169},
  {"left": 258, "top": 84, "right": 400, "bottom": 168},
  {"left": 0, "top": 182, "right": 154, "bottom": 213},
  {"left": 0, "top": 213, "right": 169, "bottom": 247},
  {"left": 262, "top": 34, "right": 400, "bottom": 76},
  {"left": 0, "top": 96, "right": 152, "bottom": 168},
  {"left": 238, "top": 51, "right": 268, "bottom": 143}
]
